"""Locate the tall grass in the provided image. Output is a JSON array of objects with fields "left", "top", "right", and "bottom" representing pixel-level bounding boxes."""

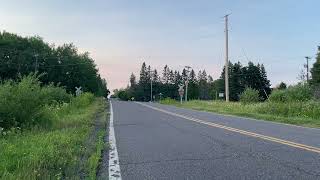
[
  {"left": 0, "top": 94, "right": 106, "bottom": 179},
  {"left": 161, "top": 99, "right": 320, "bottom": 128},
  {"left": 0, "top": 74, "right": 108, "bottom": 179}
]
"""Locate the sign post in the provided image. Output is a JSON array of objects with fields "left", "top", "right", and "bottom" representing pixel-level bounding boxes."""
[{"left": 178, "top": 84, "right": 185, "bottom": 104}]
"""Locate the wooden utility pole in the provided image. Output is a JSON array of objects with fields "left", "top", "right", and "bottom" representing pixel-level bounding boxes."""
[
  {"left": 184, "top": 66, "right": 191, "bottom": 102},
  {"left": 149, "top": 70, "right": 154, "bottom": 102},
  {"left": 224, "top": 14, "right": 230, "bottom": 102},
  {"left": 305, "top": 56, "right": 311, "bottom": 83}
]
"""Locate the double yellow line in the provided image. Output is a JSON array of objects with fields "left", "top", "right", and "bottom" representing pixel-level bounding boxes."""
[{"left": 137, "top": 102, "right": 320, "bottom": 154}]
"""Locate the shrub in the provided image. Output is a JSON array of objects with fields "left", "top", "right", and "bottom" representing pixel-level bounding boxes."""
[
  {"left": 240, "top": 88, "right": 260, "bottom": 104},
  {"left": 256, "top": 101, "right": 320, "bottom": 119},
  {"left": 0, "top": 75, "right": 45, "bottom": 129},
  {"left": 269, "top": 84, "right": 312, "bottom": 103},
  {"left": 286, "top": 84, "right": 312, "bottom": 102},
  {"left": 40, "top": 84, "right": 72, "bottom": 105},
  {"left": 70, "top": 93, "right": 95, "bottom": 109},
  {"left": 0, "top": 74, "right": 72, "bottom": 130},
  {"left": 117, "top": 90, "right": 129, "bottom": 101},
  {"left": 269, "top": 90, "right": 287, "bottom": 102}
]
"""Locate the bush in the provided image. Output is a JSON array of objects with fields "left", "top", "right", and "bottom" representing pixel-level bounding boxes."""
[
  {"left": 0, "top": 74, "right": 72, "bottom": 130},
  {"left": 269, "top": 84, "right": 312, "bottom": 103},
  {"left": 240, "top": 88, "right": 260, "bottom": 104},
  {"left": 70, "top": 93, "right": 95, "bottom": 109},
  {"left": 40, "top": 83, "right": 72, "bottom": 105},
  {"left": 117, "top": 90, "right": 129, "bottom": 101},
  {"left": 269, "top": 90, "right": 287, "bottom": 102},
  {"left": 286, "top": 84, "right": 312, "bottom": 102},
  {"left": 0, "top": 75, "right": 44, "bottom": 129},
  {"left": 256, "top": 101, "right": 320, "bottom": 119}
]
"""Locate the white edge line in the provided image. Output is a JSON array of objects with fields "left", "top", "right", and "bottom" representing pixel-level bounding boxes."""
[
  {"left": 109, "top": 101, "right": 122, "bottom": 180},
  {"left": 153, "top": 102, "right": 320, "bottom": 131}
]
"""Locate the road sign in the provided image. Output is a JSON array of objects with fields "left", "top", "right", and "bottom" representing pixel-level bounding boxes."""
[
  {"left": 178, "top": 85, "right": 184, "bottom": 97},
  {"left": 75, "top": 86, "right": 82, "bottom": 96},
  {"left": 219, "top": 93, "right": 224, "bottom": 98}
]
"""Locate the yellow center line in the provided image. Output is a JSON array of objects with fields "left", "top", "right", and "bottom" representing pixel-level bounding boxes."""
[{"left": 137, "top": 102, "right": 320, "bottom": 154}]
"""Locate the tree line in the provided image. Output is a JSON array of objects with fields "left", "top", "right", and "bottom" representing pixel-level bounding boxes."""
[
  {"left": 0, "top": 31, "right": 109, "bottom": 97},
  {"left": 113, "top": 61, "right": 271, "bottom": 101}
]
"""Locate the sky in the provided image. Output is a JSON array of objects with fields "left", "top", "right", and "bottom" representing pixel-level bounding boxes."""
[{"left": 1, "top": 0, "right": 319, "bottom": 91}]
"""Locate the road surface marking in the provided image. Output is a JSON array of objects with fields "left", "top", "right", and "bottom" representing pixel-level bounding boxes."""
[
  {"left": 175, "top": 103, "right": 320, "bottom": 131},
  {"left": 137, "top": 102, "right": 320, "bottom": 154},
  {"left": 109, "top": 102, "right": 122, "bottom": 180}
]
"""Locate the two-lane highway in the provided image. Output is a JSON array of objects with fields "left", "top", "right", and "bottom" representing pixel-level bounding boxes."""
[{"left": 110, "top": 100, "right": 320, "bottom": 179}]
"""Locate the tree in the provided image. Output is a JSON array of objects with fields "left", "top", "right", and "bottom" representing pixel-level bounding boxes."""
[
  {"left": 198, "top": 70, "right": 210, "bottom": 100},
  {"left": 277, "top": 82, "right": 287, "bottom": 90},
  {"left": 311, "top": 46, "right": 320, "bottom": 85},
  {"left": 139, "top": 62, "right": 148, "bottom": 84},
  {"left": 188, "top": 69, "right": 199, "bottom": 100},
  {"left": 130, "top": 73, "right": 136, "bottom": 87},
  {"left": 259, "top": 64, "right": 271, "bottom": 99},
  {"left": 229, "top": 62, "right": 245, "bottom": 101},
  {"left": 136, "top": 62, "right": 149, "bottom": 101},
  {"left": 242, "top": 62, "right": 271, "bottom": 100},
  {"left": 162, "top": 65, "right": 170, "bottom": 84},
  {"left": 216, "top": 61, "right": 271, "bottom": 101},
  {"left": 0, "top": 31, "right": 109, "bottom": 97},
  {"left": 240, "top": 87, "right": 260, "bottom": 104}
]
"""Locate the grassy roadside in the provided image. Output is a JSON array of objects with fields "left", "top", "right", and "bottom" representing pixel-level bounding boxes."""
[
  {"left": 0, "top": 97, "right": 109, "bottom": 179},
  {"left": 160, "top": 99, "right": 320, "bottom": 128}
]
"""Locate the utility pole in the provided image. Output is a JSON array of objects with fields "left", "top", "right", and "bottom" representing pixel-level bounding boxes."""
[
  {"left": 149, "top": 70, "right": 154, "bottom": 102},
  {"left": 184, "top": 66, "right": 191, "bottom": 102},
  {"left": 305, "top": 56, "right": 311, "bottom": 83},
  {"left": 224, "top": 14, "right": 230, "bottom": 102}
]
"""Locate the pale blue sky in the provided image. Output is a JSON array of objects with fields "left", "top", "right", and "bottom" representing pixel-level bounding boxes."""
[{"left": 1, "top": 0, "right": 319, "bottom": 90}]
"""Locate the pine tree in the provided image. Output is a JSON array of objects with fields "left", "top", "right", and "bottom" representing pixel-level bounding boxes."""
[
  {"left": 198, "top": 70, "right": 209, "bottom": 99},
  {"left": 188, "top": 69, "right": 199, "bottom": 99},
  {"left": 139, "top": 62, "right": 148, "bottom": 84},
  {"left": 162, "top": 65, "right": 170, "bottom": 84},
  {"left": 152, "top": 69, "right": 159, "bottom": 82},
  {"left": 259, "top": 64, "right": 271, "bottom": 99},
  {"left": 229, "top": 62, "right": 244, "bottom": 101},
  {"left": 137, "top": 62, "right": 149, "bottom": 101},
  {"left": 130, "top": 73, "right": 136, "bottom": 87}
]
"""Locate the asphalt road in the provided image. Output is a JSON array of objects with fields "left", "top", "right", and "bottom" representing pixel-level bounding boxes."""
[{"left": 111, "top": 100, "right": 320, "bottom": 180}]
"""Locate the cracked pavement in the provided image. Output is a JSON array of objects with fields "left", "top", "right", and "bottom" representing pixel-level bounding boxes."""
[{"left": 112, "top": 100, "right": 320, "bottom": 180}]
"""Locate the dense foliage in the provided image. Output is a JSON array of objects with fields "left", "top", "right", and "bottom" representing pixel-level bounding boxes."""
[
  {"left": 161, "top": 99, "right": 320, "bottom": 127},
  {"left": 0, "top": 92, "right": 105, "bottom": 179},
  {"left": 0, "top": 31, "right": 109, "bottom": 97},
  {"left": 269, "top": 84, "right": 312, "bottom": 102},
  {"left": 0, "top": 74, "right": 100, "bottom": 131},
  {"left": 311, "top": 46, "right": 320, "bottom": 85},
  {"left": 0, "top": 74, "right": 73, "bottom": 130},
  {"left": 240, "top": 87, "right": 260, "bottom": 104},
  {"left": 115, "top": 61, "right": 271, "bottom": 102}
]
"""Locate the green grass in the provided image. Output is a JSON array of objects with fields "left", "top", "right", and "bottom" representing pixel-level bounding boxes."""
[
  {"left": 0, "top": 97, "right": 108, "bottom": 179},
  {"left": 160, "top": 99, "right": 320, "bottom": 128},
  {"left": 87, "top": 130, "right": 106, "bottom": 180}
]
